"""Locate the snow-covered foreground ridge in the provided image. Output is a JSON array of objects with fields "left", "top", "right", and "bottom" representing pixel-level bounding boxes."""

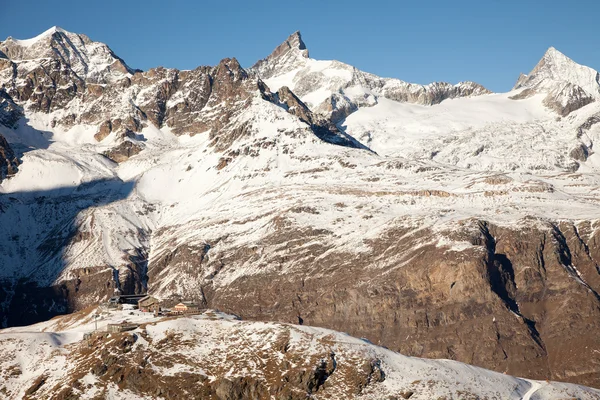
[
  {"left": 1, "top": 27, "right": 600, "bottom": 388},
  {"left": 1, "top": 308, "right": 599, "bottom": 400}
]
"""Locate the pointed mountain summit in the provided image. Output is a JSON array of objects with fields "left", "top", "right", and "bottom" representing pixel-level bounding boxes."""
[
  {"left": 514, "top": 47, "right": 600, "bottom": 96},
  {"left": 276, "top": 31, "right": 308, "bottom": 56},
  {"left": 252, "top": 31, "right": 310, "bottom": 80},
  {"left": 512, "top": 47, "right": 600, "bottom": 115}
]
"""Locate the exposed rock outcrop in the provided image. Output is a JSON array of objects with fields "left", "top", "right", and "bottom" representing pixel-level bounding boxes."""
[
  {"left": 103, "top": 140, "right": 144, "bottom": 163},
  {"left": 570, "top": 143, "right": 591, "bottom": 161},
  {"left": 0, "top": 133, "right": 18, "bottom": 181},
  {"left": 0, "top": 90, "right": 22, "bottom": 128},
  {"left": 3, "top": 27, "right": 600, "bottom": 391},
  {"left": 542, "top": 82, "right": 595, "bottom": 116},
  {"left": 276, "top": 85, "right": 371, "bottom": 149},
  {"left": 0, "top": 30, "right": 360, "bottom": 154}
]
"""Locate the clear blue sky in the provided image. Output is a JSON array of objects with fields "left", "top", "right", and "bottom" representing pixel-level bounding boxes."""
[{"left": 1, "top": 0, "right": 598, "bottom": 92}]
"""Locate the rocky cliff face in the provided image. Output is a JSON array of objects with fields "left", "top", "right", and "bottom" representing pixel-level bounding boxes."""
[
  {"left": 0, "top": 90, "right": 22, "bottom": 181},
  {"left": 0, "top": 26, "right": 131, "bottom": 118},
  {"left": 2, "top": 27, "right": 600, "bottom": 390},
  {"left": 145, "top": 216, "right": 600, "bottom": 387},
  {"left": 0, "top": 133, "right": 18, "bottom": 182}
]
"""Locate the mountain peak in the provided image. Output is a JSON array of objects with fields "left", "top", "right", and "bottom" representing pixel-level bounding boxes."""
[
  {"left": 5, "top": 26, "right": 71, "bottom": 47},
  {"left": 544, "top": 46, "right": 561, "bottom": 56},
  {"left": 542, "top": 46, "right": 576, "bottom": 65},
  {"left": 513, "top": 46, "right": 600, "bottom": 98},
  {"left": 0, "top": 26, "right": 132, "bottom": 83},
  {"left": 44, "top": 25, "right": 67, "bottom": 35},
  {"left": 266, "top": 30, "right": 309, "bottom": 61},
  {"left": 285, "top": 31, "right": 308, "bottom": 54},
  {"left": 251, "top": 31, "right": 309, "bottom": 80},
  {"left": 512, "top": 46, "right": 599, "bottom": 115}
]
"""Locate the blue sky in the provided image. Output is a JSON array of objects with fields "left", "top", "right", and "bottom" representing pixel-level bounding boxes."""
[{"left": 1, "top": 0, "right": 598, "bottom": 92}]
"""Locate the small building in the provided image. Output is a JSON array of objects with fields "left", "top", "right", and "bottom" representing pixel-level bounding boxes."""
[
  {"left": 108, "top": 294, "right": 146, "bottom": 307},
  {"left": 138, "top": 295, "right": 160, "bottom": 313},
  {"left": 173, "top": 302, "right": 200, "bottom": 314},
  {"left": 107, "top": 322, "right": 139, "bottom": 333}
]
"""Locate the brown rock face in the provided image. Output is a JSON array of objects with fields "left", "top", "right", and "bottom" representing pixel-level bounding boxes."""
[
  {"left": 570, "top": 143, "right": 591, "bottom": 161},
  {"left": 0, "top": 90, "right": 22, "bottom": 128},
  {"left": 0, "top": 133, "right": 18, "bottom": 181},
  {"left": 1, "top": 315, "right": 440, "bottom": 400},
  {"left": 277, "top": 86, "right": 315, "bottom": 125},
  {"left": 0, "top": 266, "right": 120, "bottom": 327},
  {"left": 3, "top": 28, "right": 600, "bottom": 392},
  {"left": 378, "top": 80, "right": 492, "bottom": 106},
  {"left": 511, "top": 47, "right": 600, "bottom": 116},
  {"left": 319, "top": 92, "right": 358, "bottom": 123},
  {"left": 94, "top": 120, "right": 112, "bottom": 142},
  {"left": 103, "top": 140, "right": 143, "bottom": 163},
  {"left": 0, "top": 32, "right": 302, "bottom": 153},
  {"left": 251, "top": 32, "right": 491, "bottom": 124},
  {"left": 276, "top": 86, "right": 370, "bottom": 150},
  {"left": 146, "top": 219, "right": 600, "bottom": 388}
]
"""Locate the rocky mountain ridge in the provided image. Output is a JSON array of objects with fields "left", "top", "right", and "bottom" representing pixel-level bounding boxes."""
[
  {"left": 0, "top": 28, "right": 355, "bottom": 165},
  {"left": 252, "top": 32, "right": 492, "bottom": 122},
  {"left": 3, "top": 308, "right": 599, "bottom": 399},
  {"left": 1, "top": 27, "right": 600, "bottom": 389}
]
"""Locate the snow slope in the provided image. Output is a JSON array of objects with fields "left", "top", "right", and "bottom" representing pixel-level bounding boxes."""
[{"left": 5, "top": 26, "right": 67, "bottom": 47}]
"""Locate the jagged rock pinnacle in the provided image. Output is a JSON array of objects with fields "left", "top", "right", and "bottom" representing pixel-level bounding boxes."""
[{"left": 251, "top": 31, "right": 310, "bottom": 80}]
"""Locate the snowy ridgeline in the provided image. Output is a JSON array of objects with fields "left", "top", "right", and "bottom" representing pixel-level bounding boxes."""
[{"left": 0, "top": 308, "right": 598, "bottom": 399}]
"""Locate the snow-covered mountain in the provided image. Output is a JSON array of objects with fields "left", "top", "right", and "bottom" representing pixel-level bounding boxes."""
[
  {"left": 2, "top": 308, "right": 599, "bottom": 399},
  {"left": 253, "top": 32, "right": 491, "bottom": 122},
  {"left": 513, "top": 46, "right": 600, "bottom": 116},
  {"left": 1, "top": 27, "right": 600, "bottom": 389},
  {"left": 0, "top": 26, "right": 133, "bottom": 83}
]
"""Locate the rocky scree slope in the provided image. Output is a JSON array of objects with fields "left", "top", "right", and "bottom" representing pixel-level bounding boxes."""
[
  {"left": 1, "top": 28, "right": 600, "bottom": 389},
  {"left": 1, "top": 308, "right": 599, "bottom": 400}
]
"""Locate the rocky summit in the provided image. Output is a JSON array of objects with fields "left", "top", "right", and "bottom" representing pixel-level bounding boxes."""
[{"left": 1, "top": 26, "right": 600, "bottom": 396}]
